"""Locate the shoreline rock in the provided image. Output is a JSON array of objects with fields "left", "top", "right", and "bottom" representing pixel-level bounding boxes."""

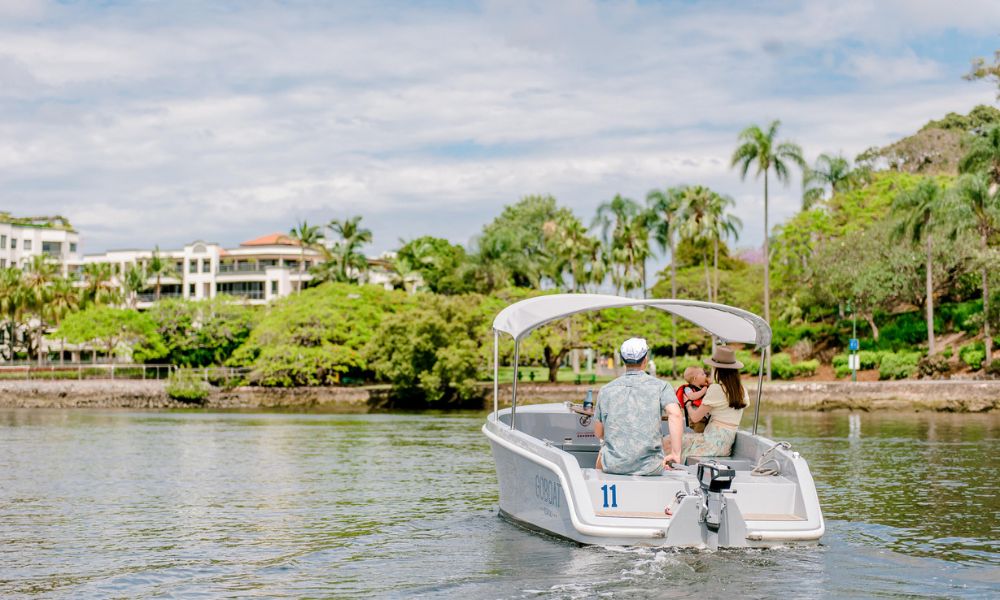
[{"left": 0, "top": 379, "right": 997, "bottom": 412}]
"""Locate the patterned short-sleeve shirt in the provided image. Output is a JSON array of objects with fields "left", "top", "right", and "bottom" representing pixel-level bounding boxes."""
[{"left": 595, "top": 370, "right": 677, "bottom": 475}]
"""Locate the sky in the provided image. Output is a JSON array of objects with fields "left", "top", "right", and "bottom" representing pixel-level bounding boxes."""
[{"left": 1, "top": 0, "right": 999, "bottom": 257}]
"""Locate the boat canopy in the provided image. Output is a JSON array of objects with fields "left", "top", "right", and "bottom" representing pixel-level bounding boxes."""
[{"left": 492, "top": 294, "right": 771, "bottom": 348}]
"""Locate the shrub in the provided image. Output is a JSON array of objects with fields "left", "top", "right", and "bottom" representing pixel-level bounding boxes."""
[
  {"left": 879, "top": 352, "right": 920, "bottom": 380},
  {"left": 986, "top": 361, "right": 1000, "bottom": 378},
  {"left": 959, "top": 342, "right": 986, "bottom": 371},
  {"left": 796, "top": 359, "right": 819, "bottom": 377},
  {"left": 834, "top": 364, "right": 853, "bottom": 378},
  {"left": 770, "top": 353, "right": 796, "bottom": 380},
  {"left": 877, "top": 312, "right": 930, "bottom": 349},
  {"left": 938, "top": 301, "right": 982, "bottom": 335},
  {"left": 768, "top": 353, "right": 816, "bottom": 379},
  {"left": 942, "top": 346, "right": 954, "bottom": 359},
  {"left": 832, "top": 354, "right": 848, "bottom": 369},
  {"left": 858, "top": 350, "right": 882, "bottom": 370},
  {"left": 917, "top": 354, "right": 951, "bottom": 379},
  {"left": 166, "top": 368, "right": 211, "bottom": 404}
]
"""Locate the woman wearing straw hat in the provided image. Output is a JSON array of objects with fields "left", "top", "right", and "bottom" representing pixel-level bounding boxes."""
[{"left": 664, "top": 346, "right": 749, "bottom": 461}]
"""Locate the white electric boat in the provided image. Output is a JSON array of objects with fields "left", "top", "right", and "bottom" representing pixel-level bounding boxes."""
[{"left": 482, "top": 294, "right": 825, "bottom": 548}]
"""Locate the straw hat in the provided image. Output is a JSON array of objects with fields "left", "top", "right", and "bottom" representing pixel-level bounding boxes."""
[{"left": 704, "top": 346, "right": 743, "bottom": 369}]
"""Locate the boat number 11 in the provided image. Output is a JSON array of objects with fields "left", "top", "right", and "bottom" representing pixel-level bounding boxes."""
[{"left": 600, "top": 484, "right": 618, "bottom": 508}]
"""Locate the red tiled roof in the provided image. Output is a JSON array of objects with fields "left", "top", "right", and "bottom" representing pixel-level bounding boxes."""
[{"left": 240, "top": 233, "right": 300, "bottom": 247}]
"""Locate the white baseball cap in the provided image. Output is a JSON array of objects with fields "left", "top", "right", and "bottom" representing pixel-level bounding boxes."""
[{"left": 620, "top": 337, "right": 649, "bottom": 364}]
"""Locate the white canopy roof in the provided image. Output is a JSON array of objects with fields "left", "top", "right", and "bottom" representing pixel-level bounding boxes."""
[{"left": 492, "top": 294, "right": 771, "bottom": 348}]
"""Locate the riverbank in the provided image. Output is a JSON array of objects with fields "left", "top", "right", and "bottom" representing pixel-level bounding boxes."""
[{"left": 0, "top": 379, "right": 998, "bottom": 412}]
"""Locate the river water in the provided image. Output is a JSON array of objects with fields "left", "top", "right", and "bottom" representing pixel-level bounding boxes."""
[{"left": 0, "top": 409, "right": 997, "bottom": 599}]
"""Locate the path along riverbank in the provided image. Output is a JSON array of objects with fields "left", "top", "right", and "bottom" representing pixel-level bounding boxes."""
[{"left": 0, "top": 379, "right": 998, "bottom": 412}]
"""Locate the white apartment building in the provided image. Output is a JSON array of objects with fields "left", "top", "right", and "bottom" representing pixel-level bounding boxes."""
[
  {"left": 0, "top": 214, "right": 81, "bottom": 273},
  {"left": 2, "top": 211, "right": 403, "bottom": 305},
  {"left": 72, "top": 233, "right": 400, "bottom": 307}
]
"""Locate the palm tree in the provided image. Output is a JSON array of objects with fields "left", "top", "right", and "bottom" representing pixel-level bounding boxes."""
[
  {"left": 950, "top": 173, "right": 1000, "bottom": 366},
  {"left": 327, "top": 216, "right": 372, "bottom": 284},
  {"left": 0, "top": 267, "right": 27, "bottom": 361},
  {"left": 959, "top": 125, "right": 1000, "bottom": 184},
  {"left": 891, "top": 179, "right": 948, "bottom": 355},
  {"left": 647, "top": 185, "right": 686, "bottom": 376},
  {"left": 593, "top": 195, "right": 643, "bottom": 295},
  {"left": 47, "top": 277, "right": 80, "bottom": 365},
  {"left": 553, "top": 215, "right": 597, "bottom": 292},
  {"left": 81, "top": 263, "right": 119, "bottom": 306},
  {"left": 706, "top": 192, "right": 742, "bottom": 302},
  {"left": 22, "top": 256, "right": 57, "bottom": 365},
  {"left": 802, "top": 153, "right": 861, "bottom": 210},
  {"left": 678, "top": 185, "right": 717, "bottom": 302},
  {"left": 731, "top": 120, "right": 806, "bottom": 380},
  {"left": 122, "top": 263, "right": 147, "bottom": 308},
  {"left": 289, "top": 220, "right": 323, "bottom": 292},
  {"left": 147, "top": 247, "right": 178, "bottom": 300}
]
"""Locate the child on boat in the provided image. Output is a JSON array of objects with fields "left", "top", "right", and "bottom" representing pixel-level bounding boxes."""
[{"left": 678, "top": 366, "right": 710, "bottom": 433}]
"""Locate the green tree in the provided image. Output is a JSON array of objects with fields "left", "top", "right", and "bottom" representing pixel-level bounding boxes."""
[
  {"left": 812, "top": 221, "right": 914, "bottom": 341},
  {"left": 959, "top": 125, "right": 1000, "bottom": 184},
  {"left": 395, "top": 236, "right": 472, "bottom": 294},
  {"left": 546, "top": 213, "right": 598, "bottom": 292},
  {"left": 891, "top": 178, "right": 949, "bottom": 354},
  {"left": 22, "top": 256, "right": 57, "bottom": 364},
  {"left": 646, "top": 185, "right": 685, "bottom": 374},
  {"left": 121, "top": 263, "right": 147, "bottom": 309},
  {"left": 289, "top": 220, "right": 323, "bottom": 292},
  {"left": 731, "top": 119, "right": 806, "bottom": 379},
  {"left": 47, "top": 277, "right": 81, "bottom": 365},
  {"left": 147, "top": 247, "right": 178, "bottom": 301},
  {"left": 228, "top": 283, "right": 412, "bottom": 386},
  {"left": 964, "top": 50, "right": 1000, "bottom": 99},
  {"left": 475, "top": 195, "right": 574, "bottom": 290},
  {"left": 0, "top": 268, "right": 28, "bottom": 360},
  {"left": 593, "top": 194, "right": 646, "bottom": 294},
  {"left": 803, "top": 153, "right": 867, "bottom": 210},
  {"left": 148, "top": 297, "right": 257, "bottom": 367},
  {"left": 366, "top": 294, "right": 485, "bottom": 403},
  {"left": 706, "top": 191, "right": 742, "bottom": 303},
  {"left": 81, "top": 262, "right": 119, "bottom": 306},
  {"left": 55, "top": 306, "right": 166, "bottom": 362},
  {"left": 325, "top": 215, "right": 373, "bottom": 284},
  {"left": 949, "top": 173, "right": 1000, "bottom": 366}
]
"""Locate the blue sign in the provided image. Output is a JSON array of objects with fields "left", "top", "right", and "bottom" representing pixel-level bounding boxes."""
[{"left": 849, "top": 338, "right": 859, "bottom": 351}]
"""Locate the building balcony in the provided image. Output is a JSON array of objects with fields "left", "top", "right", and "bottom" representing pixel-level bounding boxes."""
[
  {"left": 136, "top": 292, "right": 183, "bottom": 302},
  {"left": 218, "top": 263, "right": 269, "bottom": 274}
]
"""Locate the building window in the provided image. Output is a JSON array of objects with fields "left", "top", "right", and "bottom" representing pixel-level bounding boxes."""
[
  {"left": 42, "top": 241, "right": 61, "bottom": 256},
  {"left": 218, "top": 281, "right": 264, "bottom": 300},
  {"left": 0, "top": 235, "right": 5, "bottom": 249},
  {"left": 189, "top": 259, "right": 197, "bottom": 273},
  {"left": 70, "top": 242, "right": 77, "bottom": 253},
  {"left": 11, "top": 239, "right": 17, "bottom": 250},
  {"left": 189, "top": 283, "right": 196, "bottom": 297},
  {"left": 271, "top": 281, "right": 278, "bottom": 296},
  {"left": 23, "top": 240, "right": 31, "bottom": 251},
  {"left": 0, "top": 259, "right": 5, "bottom": 268},
  {"left": 202, "top": 260, "right": 211, "bottom": 273}
]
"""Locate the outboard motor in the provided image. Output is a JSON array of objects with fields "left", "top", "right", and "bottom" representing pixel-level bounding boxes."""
[{"left": 696, "top": 461, "right": 736, "bottom": 532}]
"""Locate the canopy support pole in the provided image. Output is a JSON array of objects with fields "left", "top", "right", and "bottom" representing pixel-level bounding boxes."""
[
  {"left": 752, "top": 346, "right": 767, "bottom": 435},
  {"left": 511, "top": 341, "right": 520, "bottom": 430},
  {"left": 492, "top": 330, "right": 499, "bottom": 418}
]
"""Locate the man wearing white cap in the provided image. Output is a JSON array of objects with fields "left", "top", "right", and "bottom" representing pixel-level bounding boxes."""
[{"left": 594, "top": 337, "right": 683, "bottom": 475}]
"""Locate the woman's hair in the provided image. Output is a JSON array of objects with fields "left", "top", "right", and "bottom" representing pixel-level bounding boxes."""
[{"left": 714, "top": 367, "right": 747, "bottom": 409}]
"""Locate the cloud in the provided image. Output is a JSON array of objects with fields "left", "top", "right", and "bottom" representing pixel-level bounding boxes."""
[{"left": 0, "top": 0, "right": 997, "bottom": 256}]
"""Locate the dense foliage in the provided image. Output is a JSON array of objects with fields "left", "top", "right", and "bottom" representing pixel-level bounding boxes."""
[{"left": 7, "top": 99, "right": 1000, "bottom": 397}]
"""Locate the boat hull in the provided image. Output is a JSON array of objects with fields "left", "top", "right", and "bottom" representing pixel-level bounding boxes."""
[{"left": 484, "top": 404, "right": 824, "bottom": 548}]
